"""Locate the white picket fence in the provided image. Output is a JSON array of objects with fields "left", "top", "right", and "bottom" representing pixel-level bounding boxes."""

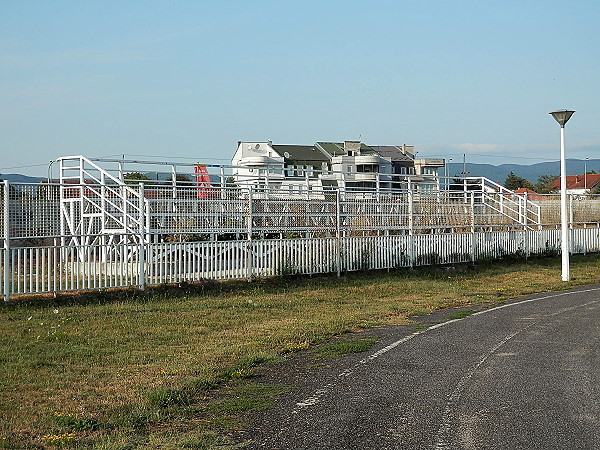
[{"left": 4, "top": 226, "right": 600, "bottom": 300}]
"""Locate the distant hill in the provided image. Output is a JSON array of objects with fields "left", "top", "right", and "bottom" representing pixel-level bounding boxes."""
[
  {"left": 0, "top": 173, "right": 45, "bottom": 183},
  {"left": 446, "top": 159, "right": 600, "bottom": 184}
]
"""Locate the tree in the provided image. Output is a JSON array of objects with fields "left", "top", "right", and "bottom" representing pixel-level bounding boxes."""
[
  {"left": 123, "top": 172, "right": 151, "bottom": 184},
  {"left": 169, "top": 174, "right": 194, "bottom": 185},
  {"left": 504, "top": 172, "right": 534, "bottom": 191},
  {"left": 534, "top": 175, "right": 557, "bottom": 194}
]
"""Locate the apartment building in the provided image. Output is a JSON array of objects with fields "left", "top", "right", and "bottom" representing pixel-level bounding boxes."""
[{"left": 231, "top": 140, "right": 444, "bottom": 192}]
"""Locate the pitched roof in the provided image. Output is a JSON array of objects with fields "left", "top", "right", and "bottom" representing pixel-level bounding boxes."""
[
  {"left": 550, "top": 174, "right": 600, "bottom": 190},
  {"left": 271, "top": 141, "right": 416, "bottom": 164},
  {"left": 315, "top": 142, "right": 346, "bottom": 156},
  {"left": 271, "top": 144, "right": 329, "bottom": 163},
  {"left": 513, "top": 188, "right": 546, "bottom": 200},
  {"left": 368, "top": 145, "right": 414, "bottom": 163}
]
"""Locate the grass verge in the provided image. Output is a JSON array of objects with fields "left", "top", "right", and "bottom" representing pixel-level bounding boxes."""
[
  {"left": 2, "top": 254, "right": 600, "bottom": 448},
  {"left": 314, "top": 338, "right": 379, "bottom": 359}
]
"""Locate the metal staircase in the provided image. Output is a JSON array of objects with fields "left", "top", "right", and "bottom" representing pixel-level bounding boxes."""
[
  {"left": 454, "top": 177, "right": 541, "bottom": 229},
  {"left": 58, "top": 155, "right": 150, "bottom": 260}
]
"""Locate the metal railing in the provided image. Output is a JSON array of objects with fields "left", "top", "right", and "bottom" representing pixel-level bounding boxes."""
[
  {"left": 52, "top": 156, "right": 542, "bottom": 234},
  {"left": 3, "top": 157, "right": 600, "bottom": 300}
]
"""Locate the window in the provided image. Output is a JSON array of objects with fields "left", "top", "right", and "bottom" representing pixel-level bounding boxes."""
[{"left": 357, "top": 165, "right": 379, "bottom": 173}]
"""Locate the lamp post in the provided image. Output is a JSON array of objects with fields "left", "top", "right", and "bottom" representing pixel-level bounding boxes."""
[
  {"left": 445, "top": 158, "right": 452, "bottom": 190},
  {"left": 550, "top": 109, "right": 575, "bottom": 281},
  {"left": 585, "top": 157, "right": 589, "bottom": 191}
]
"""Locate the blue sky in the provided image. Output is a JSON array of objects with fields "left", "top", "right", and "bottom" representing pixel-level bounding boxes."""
[{"left": 1, "top": 0, "right": 599, "bottom": 176}]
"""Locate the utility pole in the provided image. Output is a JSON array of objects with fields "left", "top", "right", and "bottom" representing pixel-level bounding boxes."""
[{"left": 461, "top": 154, "right": 469, "bottom": 176}]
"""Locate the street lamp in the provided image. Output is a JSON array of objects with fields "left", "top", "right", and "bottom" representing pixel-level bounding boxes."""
[
  {"left": 585, "top": 157, "right": 589, "bottom": 191},
  {"left": 445, "top": 158, "right": 452, "bottom": 190},
  {"left": 550, "top": 109, "right": 575, "bottom": 281}
]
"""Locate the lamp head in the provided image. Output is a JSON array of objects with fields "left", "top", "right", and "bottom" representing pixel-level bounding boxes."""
[{"left": 550, "top": 110, "right": 575, "bottom": 127}]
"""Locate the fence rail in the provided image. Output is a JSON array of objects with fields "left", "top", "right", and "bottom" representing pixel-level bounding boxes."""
[
  {"left": 3, "top": 179, "right": 600, "bottom": 301},
  {"left": 5, "top": 226, "right": 600, "bottom": 300}
]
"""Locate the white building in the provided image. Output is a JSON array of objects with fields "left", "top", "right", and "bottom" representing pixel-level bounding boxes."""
[{"left": 231, "top": 140, "right": 444, "bottom": 192}]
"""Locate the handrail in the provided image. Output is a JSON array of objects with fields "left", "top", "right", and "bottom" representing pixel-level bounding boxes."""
[
  {"left": 59, "top": 155, "right": 150, "bottom": 240},
  {"left": 457, "top": 176, "right": 541, "bottom": 227}
]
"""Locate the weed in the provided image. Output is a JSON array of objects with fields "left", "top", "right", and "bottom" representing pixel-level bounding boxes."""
[
  {"left": 42, "top": 432, "right": 75, "bottom": 446},
  {"left": 446, "top": 309, "right": 476, "bottom": 320},
  {"left": 314, "top": 338, "right": 378, "bottom": 359},
  {"left": 147, "top": 388, "right": 194, "bottom": 408},
  {"left": 52, "top": 412, "right": 102, "bottom": 431},
  {"left": 282, "top": 341, "right": 310, "bottom": 353},
  {"left": 208, "top": 383, "right": 292, "bottom": 416},
  {"left": 416, "top": 252, "right": 441, "bottom": 266}
]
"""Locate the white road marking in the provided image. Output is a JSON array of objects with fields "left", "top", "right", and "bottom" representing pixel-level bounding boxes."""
[
  {"left": 434, "top": 290, "right": 600, "bottom": 448},
  {"left": 433, "top": 324, "right": 535, "bottom": 449},
  {"left": 293, "top": 287, "right": 600, "bottom": 416}
]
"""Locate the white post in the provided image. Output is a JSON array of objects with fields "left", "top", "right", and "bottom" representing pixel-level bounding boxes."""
[
  {"left": 470, "top": 192, "right": 476, "bottom": 263},
  {"left": 470, "top": 191, "right": 475, "bottom": 234},
  {"left": 408, "top": 179, "right": 414, "bottom": 266},
  {"left": 569, "top": 193, "right": 574, "bottom": 229},
  {"left": 246, "top": 187, "right": 253, "bottom": 281},
  {"left": 4, "top": 180, "right": 10, "bottom": 302},
  {"left": 560, "top": 126, "right": 570, "bottom": 281},
  {"left": 524, "top": 191, "right": 529, "bottom": 258},
  {"left": 444, "top": 159, "right": 447, "bottom": 191},
  {"left": 336, "top": 189, "right": 341, "bottom": 277},
  {"left": 585, "top": 157, "right": 588, "bottom": 192},
  {"left": 138, "top": 182, "right": 146, "bottom": 291}
]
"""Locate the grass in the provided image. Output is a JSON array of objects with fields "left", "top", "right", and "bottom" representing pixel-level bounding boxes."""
[
  {"left": 314, "top": 338, "right": 379, "bottom": 359},
  {"left": 446, "top": 309, "right": 476, "bottom": 320},
  {"left": 2, "top": 254, "right": 600, "bottom": 448}
]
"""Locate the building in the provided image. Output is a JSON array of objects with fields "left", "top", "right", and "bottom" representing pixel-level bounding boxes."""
[
  {"left": 231, "top": 140, "right": 444, "bottom": 192},
  {"left": 550, "top": 174, "right": 600, "bottom": 195}
]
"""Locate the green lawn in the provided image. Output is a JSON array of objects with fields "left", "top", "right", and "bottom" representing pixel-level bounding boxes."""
[{"left": 2, "top": 254, "right": 600, "bottom": 449}]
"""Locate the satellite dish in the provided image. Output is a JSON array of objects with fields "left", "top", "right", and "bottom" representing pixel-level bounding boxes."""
[{"left": 284, "top": 152, "right": 291, "bottom": 159}]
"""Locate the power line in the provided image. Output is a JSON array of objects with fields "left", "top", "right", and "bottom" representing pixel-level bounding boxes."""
[
  {"left": 0, "top": 163, "right": 49, "bottom": 171},
  {"left": 115, "top": 154, "right": 232, "bottom": 161}
]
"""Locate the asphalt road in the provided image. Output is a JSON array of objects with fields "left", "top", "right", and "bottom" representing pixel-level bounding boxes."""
[{"left": 245, "top": 285, "right": 600, "bottom": 449}]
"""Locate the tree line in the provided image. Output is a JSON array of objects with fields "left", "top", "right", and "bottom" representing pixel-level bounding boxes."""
[{"left": 504, "top": 171, "right": 599, "bottom": 194}]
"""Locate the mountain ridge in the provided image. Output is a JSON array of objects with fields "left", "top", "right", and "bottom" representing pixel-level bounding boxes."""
[
  {"left": 446, "top": 159, "right": 599, "bottom": 184},
  {"left": 2, "top": 159, "right": 598, "bottom": 186}
]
